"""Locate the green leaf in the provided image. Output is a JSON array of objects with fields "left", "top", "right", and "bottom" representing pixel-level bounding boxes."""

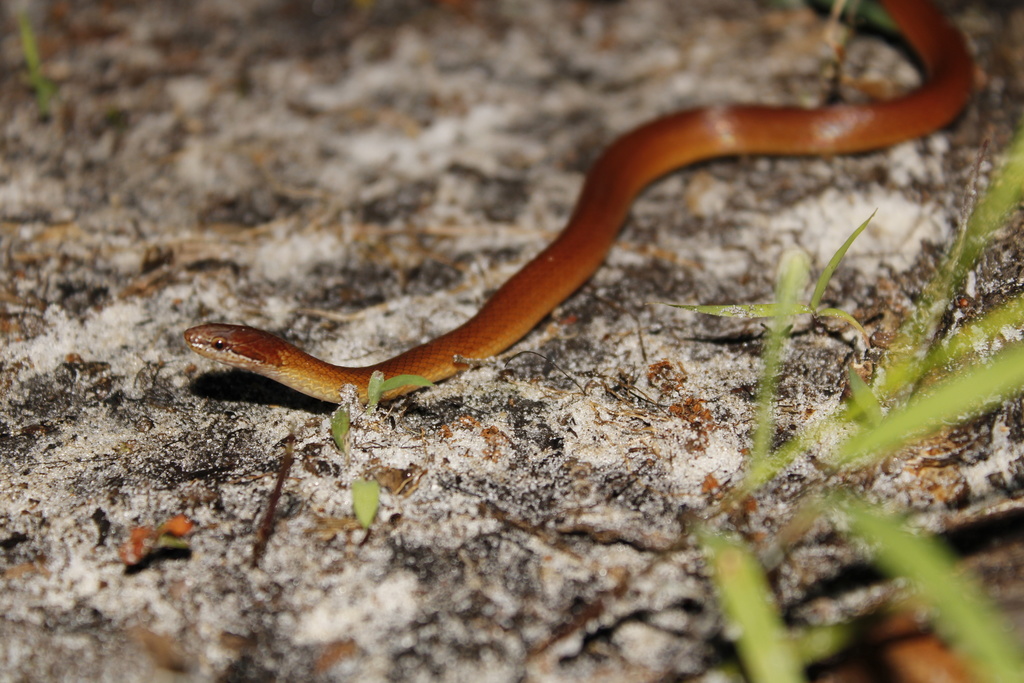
[
  {"left": 366, "top": 371, "right": 433, "bottom": 407},
  {"left": 839, "top": 498, "right": 1024, "bottom": 683},
  {"left": 810, "top": 211, "right": 875, "bottom": 311},
  {"left": 380, "top": 374, "right": 434, "bottom": 394},
  {"left": 155, "top": 534, "right": 191, "bottom": 551},
  {"left": 701, "top": 530, "right": 806, "bottom": 683},
  {"left": 351, "top": 479, "right": 380, "bottom": 529}
]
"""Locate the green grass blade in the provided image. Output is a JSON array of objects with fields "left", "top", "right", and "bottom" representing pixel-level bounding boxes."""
[
  {"left": 664, "top": 302, "right": 814, "bottom": 318},
  {"left": 837, "top": 343, "right": 1024, "bottom": 466},
  {"left": 791, "top": 622, "right": 856, "bottom": 667},
  {"left": 331, "top": 408, "right": 350, "bottom": 451},
  {"left": 740, "top": 404, "right": 855, "bottom": 492},
  {"left": 17, "top": 12, "right": 43, "bottom": 73},
  {"left": 815, "top": 307, "right": 868, "bottom": 341},
  {"left": 747, "top": 331, "right": 1024, "bottom": 488},
  {"left": 17, "top": 12, "right": 57, "bottom": 117},
  {"left": 751, "top": 249, "right": 810, "bottom": 462},
  {"left": 742, "top": 120, "right": 1024, "bottom": 493},
  {"left": 701, "top": 530, "right": 807, "bottom": 683},
  {"left": 922, "top": 294, "right": 1024, "bottom": 371},
  {"left": 331, "top": 408, "right": 352, "bottom": 466},
  {"left": 885, "top": 118, "right": 1024, "bottom": 382},
  {"left": 839, "top": 498, "right": 1024, "bottom": 683},
  {"left": 810, "top": 211, "right": 875, "bottom": 311},
  {"left": 877, "top": 294, "right": 1024, "bottom": 404},
  {"left": 845, "top": 368, "right": 882, "bottom": 426}
]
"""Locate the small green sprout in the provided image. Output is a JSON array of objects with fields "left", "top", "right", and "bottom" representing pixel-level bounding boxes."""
[
  {"left": 666, "top": 211, "right": 875, "bottom": 343},
  {"left": 330, "top": 407, "right": 351, "bottom": 463},
  {"left": 17, "top": 12, "right": 57, "bottom": 118},
  {"left": 351, "top": 479, "right": 380, "bottom": 529}
]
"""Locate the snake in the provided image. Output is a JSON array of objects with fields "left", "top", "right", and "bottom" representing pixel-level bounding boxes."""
[{"left": 184, "top": 0, "right": 973, "bottom": 404}]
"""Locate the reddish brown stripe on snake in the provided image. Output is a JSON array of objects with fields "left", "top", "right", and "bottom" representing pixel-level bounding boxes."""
[{"left": 185, "top": 0, "right": 973, "bottom": 404}]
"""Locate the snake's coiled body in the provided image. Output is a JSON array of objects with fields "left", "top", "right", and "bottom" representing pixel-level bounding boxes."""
[{"left": 185, "top": 0, "right": 973, "bottom": 403}]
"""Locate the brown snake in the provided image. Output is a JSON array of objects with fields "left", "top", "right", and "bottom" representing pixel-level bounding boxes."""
[{"left": 185, "top": 0, "right": 972, "bottom": 403}]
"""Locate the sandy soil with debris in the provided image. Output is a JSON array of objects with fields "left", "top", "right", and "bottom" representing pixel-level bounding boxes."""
[{"left": 1, "top": 0, "right": 1022, "bottom": 680}]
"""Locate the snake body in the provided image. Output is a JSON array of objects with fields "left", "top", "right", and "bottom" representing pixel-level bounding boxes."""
[{"left": 185, "top": 0, "right": 973, "bottom": 403}]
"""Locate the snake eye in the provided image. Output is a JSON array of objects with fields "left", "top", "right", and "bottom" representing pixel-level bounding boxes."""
[{"left": 212, "top": 337, "right": 228, "bottom": 351}]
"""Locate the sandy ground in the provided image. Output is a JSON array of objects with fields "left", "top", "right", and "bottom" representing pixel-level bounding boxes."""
[{"left": 1, "top": 0, "right": 1022, "bottom": 680}]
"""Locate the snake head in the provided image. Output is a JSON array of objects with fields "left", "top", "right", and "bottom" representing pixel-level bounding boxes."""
[
  {"left": 184, "top": 323, "right": 290, "bottom": 372},
  {"left": 184, "top": 323, "right": 360, "bottom": 402}
]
